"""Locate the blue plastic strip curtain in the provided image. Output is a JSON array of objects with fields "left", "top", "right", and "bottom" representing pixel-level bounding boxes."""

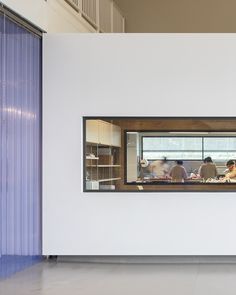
[{"left": 0, "top": 12, "right": 42, "bottom": 278}]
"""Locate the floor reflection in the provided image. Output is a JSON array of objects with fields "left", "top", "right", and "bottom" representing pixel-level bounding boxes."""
[{"left": 0, "top": 256, "right": 42, "bottom": 279}]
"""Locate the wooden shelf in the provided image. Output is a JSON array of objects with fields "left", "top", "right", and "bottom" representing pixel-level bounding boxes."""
[
  {"left": 87, "top": 165, "right": 121, "bottom": 167},
  {"left": 86, "top": 157, "right": 99, "bottom": 160},
  {"left": 86, "top": 122, "right": 121, "bottom": 190},
  {"left": 98, "top": 178, "right": 121, "bottom": 183},
  {"left": 86, "top": 142, "right": 121, "bottom": 148}
]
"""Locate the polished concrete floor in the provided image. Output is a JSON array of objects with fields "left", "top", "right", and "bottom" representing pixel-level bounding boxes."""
[{"left": 1, "top": 261, "right": 236, "bottom": 295}]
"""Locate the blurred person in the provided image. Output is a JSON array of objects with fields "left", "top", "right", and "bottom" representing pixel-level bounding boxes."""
[
  {"left": 139, "top": 159, "right": 149, "bottom": 180},
  {"left": 149, "top": 157, "right": 169, "bottom": 178}
]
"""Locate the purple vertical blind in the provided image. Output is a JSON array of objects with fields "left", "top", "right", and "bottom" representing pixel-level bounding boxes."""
[{"left": 0, "top": 12, "right": 42, "bottom": 277}]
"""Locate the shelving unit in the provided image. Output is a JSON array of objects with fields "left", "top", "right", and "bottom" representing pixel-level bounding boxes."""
[
  {"left": 85, "top": 120, "right": 121, "bottom": 191},
  {"left": 98, "top": 177, "right": 121, "bottom": 183},
  {"left": 86, "top": 144, "right": 121, "bottom": 190},
  {"left": 87, "top": 165, "right": 121, "bottom": 167},
  {"left": 86, "top": 156, "right": 99, "bottom": 160}
]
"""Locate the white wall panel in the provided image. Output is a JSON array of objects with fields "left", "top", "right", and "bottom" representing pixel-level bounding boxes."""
[
  {"left": 112, "top": 2, "right": 124, "bottom": 32},
  {"left": 1, "top": 0, "right": 95, "bottom": 32},
  {"left": 82, "top": 0, "right": 97, "bottom": 26},
  {"left": 43, "top": 34, "right": 236, "bottom": 255},
  {"left": 99, "top": 0, "right": 112, "bottom": 32}
]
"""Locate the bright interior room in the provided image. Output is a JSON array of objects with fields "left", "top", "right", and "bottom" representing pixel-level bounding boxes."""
[{"left": 2, "top": 1, "right": 236, "bottom": 295}]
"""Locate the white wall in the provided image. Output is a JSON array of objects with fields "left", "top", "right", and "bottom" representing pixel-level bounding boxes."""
[
  {"left": 43, "top": 34, "right": 236, "bottom": 255},
  {"left": 1, "top": 0, "right": 95, "bottom": 32}
]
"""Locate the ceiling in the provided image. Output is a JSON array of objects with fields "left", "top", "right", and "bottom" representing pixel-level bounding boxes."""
[{"left": 116, "top": 0, "right": 236, "bottom": 33}]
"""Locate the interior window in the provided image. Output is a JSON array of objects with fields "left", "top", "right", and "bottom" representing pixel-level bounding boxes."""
[{"left": 84, "top": 117, "right": 236, "bottom": 192}]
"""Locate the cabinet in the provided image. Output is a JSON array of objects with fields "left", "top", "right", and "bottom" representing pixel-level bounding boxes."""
[
  {"left": 86, "top": 120, "right": 99, "bottom": 144},
  {"left": 86, "top": 119, "right": 121, "bottom": 147},
  {"left": 98, "top": 120, "right": 111, "bottom": 146},
  {"left": 85, "top": 119, "right": 121, "bottom": 191},
  {"left": 111, "top": 124, "right": 121, "bottom": 147}
]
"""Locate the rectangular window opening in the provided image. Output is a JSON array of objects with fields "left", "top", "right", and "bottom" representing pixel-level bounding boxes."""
[{"left": 84, "top": 117, "right": 236, "bottom": 192}]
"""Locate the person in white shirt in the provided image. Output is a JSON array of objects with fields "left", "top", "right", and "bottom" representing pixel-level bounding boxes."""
[
  {"left": 198, "top": 156, "right": 218, "bottom": 180},
  {"left": 224, "top": 160, "right": 236, "bottom": 181},
  {"left": 169, "top": 160, "right": 188, "bottom": 182}
]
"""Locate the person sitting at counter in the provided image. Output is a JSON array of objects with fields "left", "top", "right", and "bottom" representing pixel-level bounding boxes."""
[
  {"left": 198, "top": 156, "right": 218, "bottom": 180},
  {"left": 169, "top": 160, "right": 188, "bottom": 182},
  {"left": 224, "top": 160, "right": 236, "bottom": 180}
]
